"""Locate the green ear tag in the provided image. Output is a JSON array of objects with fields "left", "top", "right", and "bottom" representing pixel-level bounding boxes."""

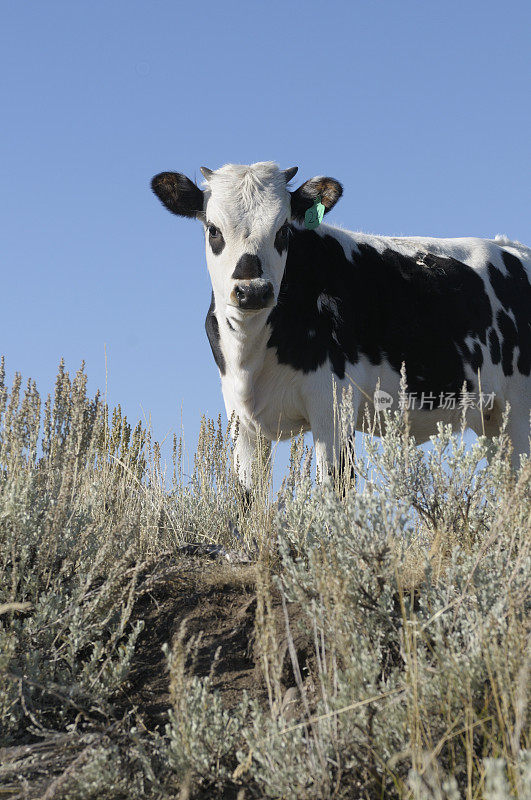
[{"left": 304, "top": 197, "right": 325, "bottom": 230}]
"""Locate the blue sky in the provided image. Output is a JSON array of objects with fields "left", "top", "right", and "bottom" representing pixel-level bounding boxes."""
[{"left": 1, "top": 0, "right": 530, "bottom": 481}]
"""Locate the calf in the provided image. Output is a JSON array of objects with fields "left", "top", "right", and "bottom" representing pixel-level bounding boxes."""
[{"left": 151, "top": 161, "right": 531, "bottom": 485}]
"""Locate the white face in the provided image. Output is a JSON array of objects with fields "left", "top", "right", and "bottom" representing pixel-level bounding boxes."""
[
  {"left": 201, "top": 163, "right": 293, "bottom": 315},
  {"left": 152, "top": 162, "right": 342, "bottom": 319}
]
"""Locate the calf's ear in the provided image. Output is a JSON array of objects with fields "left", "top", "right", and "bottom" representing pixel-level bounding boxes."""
[
  {"left": 291, "top": 176, "right": 343, "bottom": 222},
  {"left": 151, "top": 172, "right": 204, "bottom": 218}
]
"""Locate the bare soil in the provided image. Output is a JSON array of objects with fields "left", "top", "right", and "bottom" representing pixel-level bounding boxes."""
[{"left": 123, "top": 555, "right": 311, "bottom": 733}]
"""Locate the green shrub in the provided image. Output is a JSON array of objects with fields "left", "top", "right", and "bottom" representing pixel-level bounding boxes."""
[{"left": 0, "top": 360, "right": 529, "bottom": 799}]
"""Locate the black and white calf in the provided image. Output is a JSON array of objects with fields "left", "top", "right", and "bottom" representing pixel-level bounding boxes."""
[{"left": 151, "top": 161, "right": 531, "bottom": 485}]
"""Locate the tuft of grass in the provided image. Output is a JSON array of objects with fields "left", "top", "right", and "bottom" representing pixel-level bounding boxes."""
[{"left": 0, "top": 359, "right": 529, "bottom": 799}]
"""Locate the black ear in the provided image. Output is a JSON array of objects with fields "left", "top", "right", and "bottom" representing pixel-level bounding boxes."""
[
  {"left": 151, "top": 172, "right": 204, "bottom": 218},
  {"left": 291, "top": 176, "right": 343, "bottom": 222}
]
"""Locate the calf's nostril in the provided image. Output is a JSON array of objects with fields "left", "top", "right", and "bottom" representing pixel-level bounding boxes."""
[{"left": 233, "top": 282, "right": 273, "bottom": 309}]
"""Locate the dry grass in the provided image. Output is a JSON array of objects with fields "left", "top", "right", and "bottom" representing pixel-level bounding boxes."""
[{"left": 0, "top": 359, "right": 529, "bottom": 799}]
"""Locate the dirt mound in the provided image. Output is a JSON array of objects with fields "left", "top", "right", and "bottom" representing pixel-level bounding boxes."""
[{"left": 124, "top": 557, "right": 310, "bottom": 733}]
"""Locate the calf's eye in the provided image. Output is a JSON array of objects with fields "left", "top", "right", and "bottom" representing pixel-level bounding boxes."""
[
  {"left": 207, "top": 223, "right": 225, "bottom": 255},
  {"left": 274, "top": 221, "right": 290, "bottom": 253}
]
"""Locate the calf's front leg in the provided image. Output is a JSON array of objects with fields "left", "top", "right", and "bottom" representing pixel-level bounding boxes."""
[
  {"left": 233, "top": 422, "right": 273, "bottom": 506},
  {"left": 308, "top": 386, "right": 359, "bottom": 486},
  {"left": 233, "top": 423, "right": 257, "bottom": 492}
]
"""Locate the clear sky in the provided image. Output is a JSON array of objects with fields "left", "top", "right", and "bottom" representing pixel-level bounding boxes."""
[{"left": 1, "top": 0, "right": 530, "bottom": 481}]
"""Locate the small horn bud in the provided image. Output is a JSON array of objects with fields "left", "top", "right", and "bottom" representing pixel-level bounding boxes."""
[{"left": 283, "top": 166, "right": 298, "bottom": 183}]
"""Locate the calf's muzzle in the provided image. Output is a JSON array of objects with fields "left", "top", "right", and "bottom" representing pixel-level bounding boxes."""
[{"left": 231, "top": 279, "right": 274, "bottom": 310}]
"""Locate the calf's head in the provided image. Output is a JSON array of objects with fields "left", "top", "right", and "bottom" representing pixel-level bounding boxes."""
[{"left": 151, "top": 161, "right": 342, "bottom": 316}]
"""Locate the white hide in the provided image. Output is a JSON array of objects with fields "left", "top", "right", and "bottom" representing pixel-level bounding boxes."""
[{"left": 200, "top": 163, "right": 531, "bottom": 485}]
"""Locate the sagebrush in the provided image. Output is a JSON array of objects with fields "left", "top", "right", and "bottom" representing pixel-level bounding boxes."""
[{"left": 0, "top": 359, "right": 529, "bottom": 799}]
